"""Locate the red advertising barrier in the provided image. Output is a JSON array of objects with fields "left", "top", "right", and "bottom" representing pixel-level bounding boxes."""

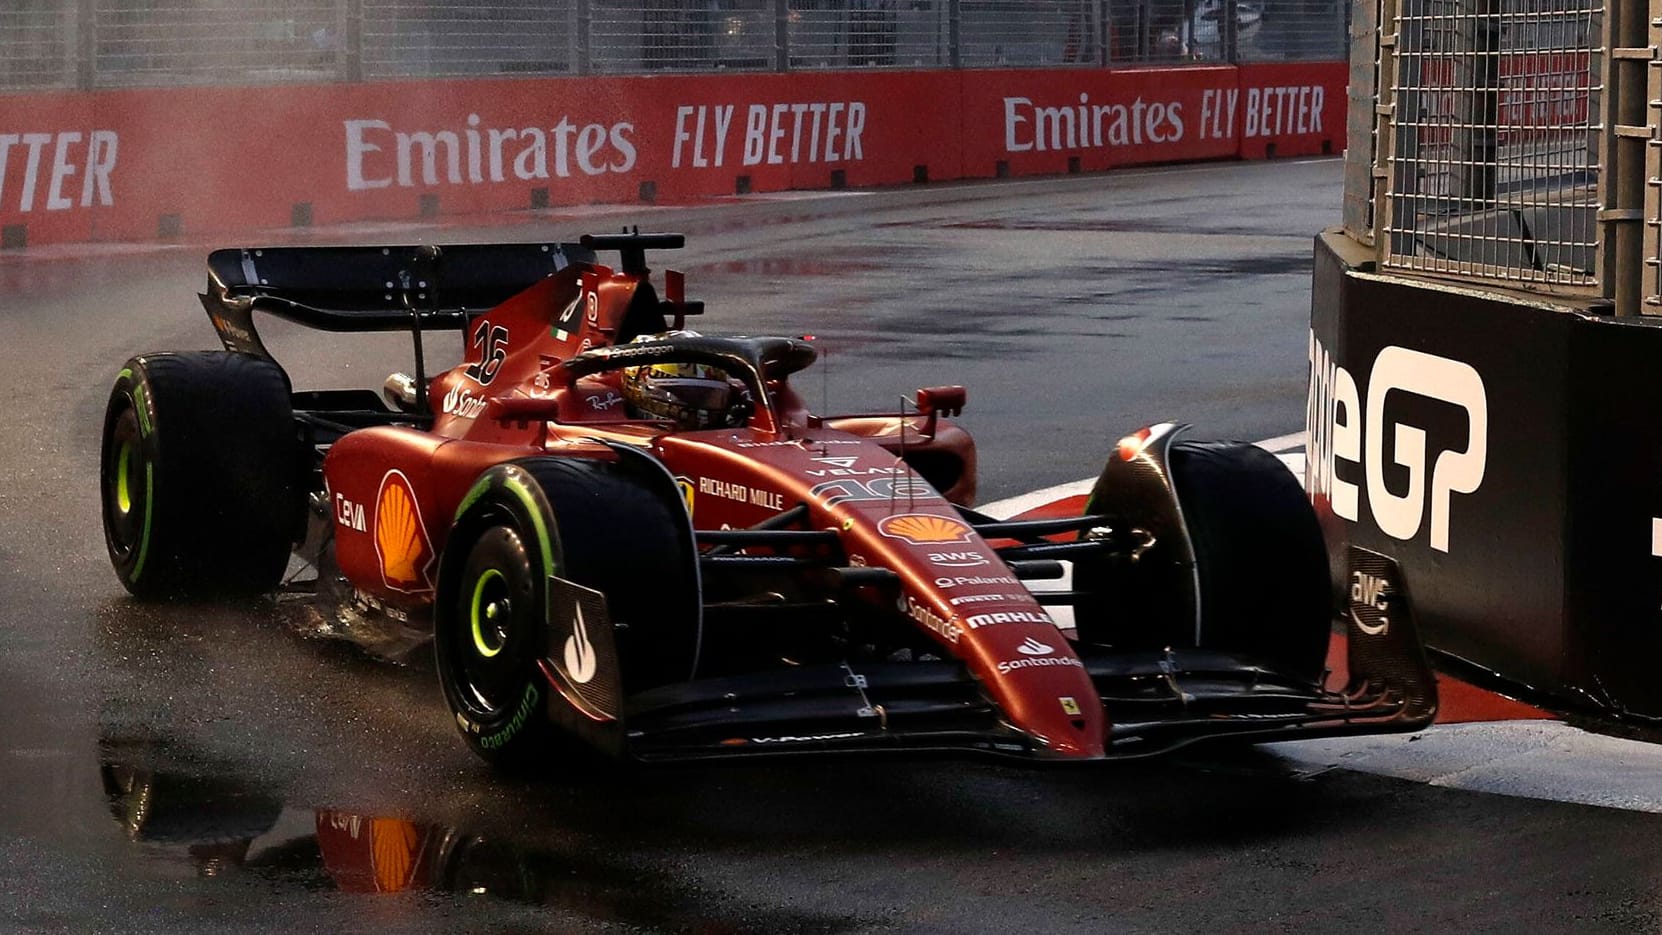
[
  {"left": 1234, "top": 63, "right": 1347, "bottom": 159},
  {"left": 0, "top": 63, "right": 1343, "bottom": 249},
  {"left": 1416, "top": 53, "right": 1591, "bottom": 146}
]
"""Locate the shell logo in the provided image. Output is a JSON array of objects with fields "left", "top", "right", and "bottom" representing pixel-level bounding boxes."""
[
  {"left": 877, "top": 513, "right": 973, "bottom": 545},
  {"left": 374, "top": 470, "right": 434, "bottom": 592},
  {"left": 369, "top": 817, "right": 422, "bottom": 892}
]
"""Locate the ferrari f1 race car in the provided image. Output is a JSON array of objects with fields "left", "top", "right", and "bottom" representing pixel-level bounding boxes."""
[{"left": 99, "top": 232, "right": 1437, "bottom": 765}]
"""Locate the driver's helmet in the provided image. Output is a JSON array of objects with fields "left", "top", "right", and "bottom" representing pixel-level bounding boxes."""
[{"left": 620, "top": 331, "right": 740, "bottom": 430}]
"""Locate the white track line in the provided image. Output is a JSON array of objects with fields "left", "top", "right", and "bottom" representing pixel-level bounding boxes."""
[
  {"left": 1263, "top": 724, "right": 1662, "bottom": 813},
  {"left": 980, "top": 434, "right": 1300, "bottom": 519},
  {"left": 1254, "top": 430, "right": 1306, "bottom": 452},
  {"left": 980, "top": 478, "right": 1097, "bottom": 521}
]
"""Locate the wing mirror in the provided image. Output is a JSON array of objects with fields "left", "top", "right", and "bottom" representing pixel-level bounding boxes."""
[
  {"left": 916, "top": 385, "right": 966, "bottom": 417},
  {"left": 915, "top": 385, "right": 966, "bottom": 436}
]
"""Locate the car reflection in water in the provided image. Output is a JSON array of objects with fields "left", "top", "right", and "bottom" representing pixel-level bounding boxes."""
[{"left": 101, "top": 760, "right": 542, "bottom": 898}]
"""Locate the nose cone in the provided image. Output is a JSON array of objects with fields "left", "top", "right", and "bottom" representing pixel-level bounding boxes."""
[
  {"left": 968, "top": 628, "right": 1105, "bottom": 759},
  {"left": 1040, "top": 726, "right": 1105, "bottom": 758},
  {"left": 830, "top": 500, "right": 1107, "bottom": 758}
]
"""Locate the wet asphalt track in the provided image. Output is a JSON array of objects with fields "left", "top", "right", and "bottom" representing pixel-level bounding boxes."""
[{"left": 1, "top": 159, "right": 1659, "bottom": 933}]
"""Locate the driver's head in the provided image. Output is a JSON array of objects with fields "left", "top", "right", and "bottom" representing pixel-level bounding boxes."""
[{"left": 620, "top": 331, "right": 741, "bottom": 430}]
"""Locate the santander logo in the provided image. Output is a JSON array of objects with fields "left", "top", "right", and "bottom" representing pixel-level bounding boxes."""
[
  {"left": 564, "top": 603, "right": 597, "bottom": 684},
  {"left": 442, "top": 384, "right": 487, "bottom": 419},
  {"left": 1015, "top": 637, "right": 1053, "bottom": 656}
]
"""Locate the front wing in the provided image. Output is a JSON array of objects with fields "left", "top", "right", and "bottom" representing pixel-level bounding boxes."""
[{"left": 540, "top": 547, "right": 1436, "bottom": 763}]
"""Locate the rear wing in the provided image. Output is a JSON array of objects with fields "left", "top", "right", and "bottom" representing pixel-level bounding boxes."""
[
  {"left": 199, "top": 232, "right": 687, "bottom": 360},
  {"left": 201, "top": 242, "right": 596, "bottom": 357}
]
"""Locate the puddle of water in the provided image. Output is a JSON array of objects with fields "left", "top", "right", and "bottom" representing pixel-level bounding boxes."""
[{"left": 96, "top": 748, "right": 861, "bottom": 931}]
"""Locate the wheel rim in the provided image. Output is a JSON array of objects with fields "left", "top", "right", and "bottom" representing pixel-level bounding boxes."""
[
  {"left": 469, "top": 568, "right": 510, "bottom": 659},
  {"left": 115, "top": 440, "right": 135, "bottom": 515},
  {"left": 451, "top": 527, "right": 536, "bottom": 718},
  {"left": 103, "top": 404, "right": 148, "bottom": 563}
]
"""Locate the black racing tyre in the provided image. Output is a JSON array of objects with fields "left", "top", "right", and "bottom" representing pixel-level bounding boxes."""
[
  {"left": 435, "top": 457, "right": 699, "bottom": 767},
  {"left": 99, "top": 352, "right": 302, "bottom": 599},
  {"left": 438, "top": 521, "right": 564, "bottom": 765},
  {"left": 530, "top": 457, "right": 701, "bottom": 694},
  {"left": 1167, "top": 440, "right": 1330, "bottom": 683}
]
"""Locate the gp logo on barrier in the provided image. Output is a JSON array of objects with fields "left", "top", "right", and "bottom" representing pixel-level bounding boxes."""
[{"left": 1307, "top": 334, "right": 1488, "bottom": 552}]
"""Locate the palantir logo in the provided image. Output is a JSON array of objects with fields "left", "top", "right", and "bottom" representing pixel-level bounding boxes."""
[{"left": 1308, "top": 335, "right": 1488, "bottom": 553}]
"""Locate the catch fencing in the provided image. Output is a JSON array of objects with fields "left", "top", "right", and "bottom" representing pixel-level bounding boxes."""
[
  {"left": 2, "top": 0, "right": 1346, "bottom": 91},
  {"left": 1356, "top": 0, "right": 1604, "bottom": 292}
]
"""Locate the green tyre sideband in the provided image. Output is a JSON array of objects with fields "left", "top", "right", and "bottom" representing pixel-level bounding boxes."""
[
  {"left": 436, "top": 462, "right": 573, "bottom": 767},
  {"left": 435, "top": 456, "right": 700, "bottom": 768},
  {"left": 99, "top": 352, "right": 303, "bottom": 599}
]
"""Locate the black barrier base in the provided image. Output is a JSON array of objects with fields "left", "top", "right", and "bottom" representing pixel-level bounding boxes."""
[{"left": 1309, "top": 228, "right": 1662, "bottom": 723}]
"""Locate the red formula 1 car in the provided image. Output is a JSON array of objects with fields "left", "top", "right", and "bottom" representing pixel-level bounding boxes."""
[{"left": 99, "top": 232, "right": 1436, "bottom": 765}]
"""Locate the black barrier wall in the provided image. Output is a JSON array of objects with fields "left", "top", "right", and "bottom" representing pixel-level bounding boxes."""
[{"left": 1309, "top": 230, "right": 1662, "bottom": 720}]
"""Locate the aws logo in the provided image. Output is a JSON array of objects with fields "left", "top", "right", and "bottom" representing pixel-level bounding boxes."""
[
  {"left": 374, "top": 470, "right": 435, "bottom": 592},
  {"left": 1307, "top": 335, "right": 1488, "bottom": 553}
]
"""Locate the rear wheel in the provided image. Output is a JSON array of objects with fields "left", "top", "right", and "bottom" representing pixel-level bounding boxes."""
[
  {"left": 435, "top": 456, "right": 699, "bottom": 767},
  {"left": 99, "top": 352, "right": 302, "bottom": 598}
]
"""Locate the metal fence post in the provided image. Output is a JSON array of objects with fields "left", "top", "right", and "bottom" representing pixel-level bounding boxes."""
[
  {"left": 1454, "top": 0, "right": 1498, "bottom": 209},
  {"left": 948, "top": 0, "right": 961, "bottom": 67},
  {"left": 76, "top": 0, "right": 95, "bottom": 90},
  {"left": 776, "top": 0, "right": 789, "bottom": 70},
  {"left": 1608, "top": 0, "right": 1648, "bottom": 312},
  {"left": 1097, "top": 0, "right": 1110, "bottom": 65},
  {"left": 575, "top": 0, "right": 591, "bottom": 75},
  {"left": 340, "top": 0, "right": 363, "bottom": 82},
  {"left": 1383, "top": 0, "right": 1415, "bottom": 260},
  {"left": 1607, "top": 0, "right": 1648, "bottom": 312},
  {"left": 1225, "top": 0, "right": 1240, "bottom": 62}
]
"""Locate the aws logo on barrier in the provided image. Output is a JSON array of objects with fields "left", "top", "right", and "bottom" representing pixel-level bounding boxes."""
[{"left": 1306, "top": 332, "right": 1488, "bottom": 552}]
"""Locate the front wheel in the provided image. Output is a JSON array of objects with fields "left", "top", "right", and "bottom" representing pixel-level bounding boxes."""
[
  {"left": 433, "top": 455, "right": 700, "bottom": 768},
  {"left": 1167, "top": 440, "right": 1330, "bottom": 682},
  {"left": 439, "top": 523, "right": 562, "bottom": 762},
  {"left": 1075, "top": 432, "right": 1329, "bottom": 683}
]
